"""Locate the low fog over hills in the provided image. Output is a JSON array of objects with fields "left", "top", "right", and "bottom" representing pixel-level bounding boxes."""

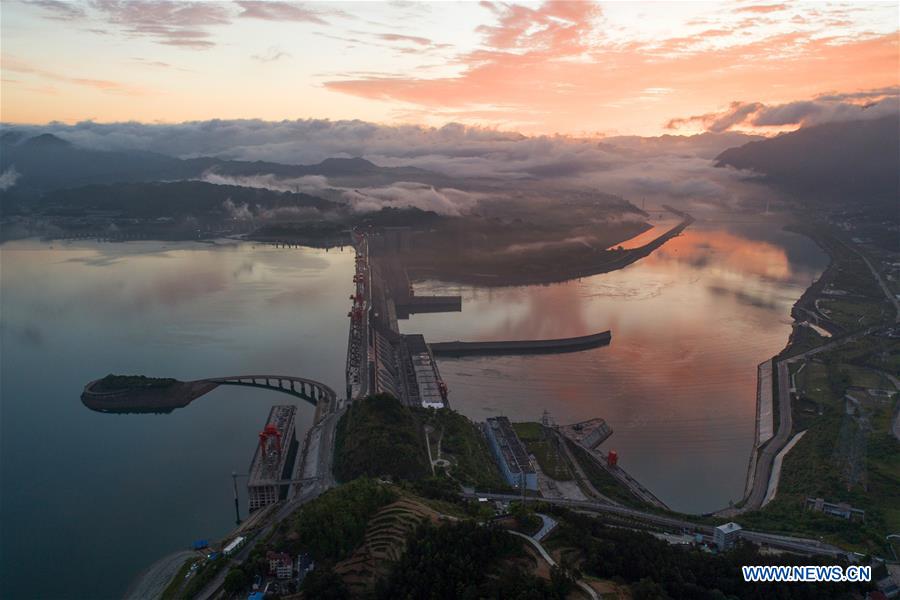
[{"left": 716, "top": 115, "right": 900, "bottom": 218}]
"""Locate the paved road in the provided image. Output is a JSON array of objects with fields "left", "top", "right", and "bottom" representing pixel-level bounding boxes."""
[
  {"left": 126, "top": 408, "right": 340, "bottom": 600},
  {"left": 873, "top": 370, "right": 900, "bottom": 441},
  {"left": 533, "top": 513, "right": 558, "bottom": 542},
  {"left": 762, "top": 431, "right": 807, "bottom": 507},
  {"left": 466, "top": 493, "right": 846, "bottom": 557},
  {"left": 314, "top": 410, "right": 341, "bottom": 490},
  {"left": 193, "top": 409, "right": 343, "bottom": 600},
  {"left": 508, "top": 530, "right": 598, "bottom": 600},
  {"left": 837, "top": 237, "right": 900, "bottom": 322},
  {"left": 740, "top": 327, "right": 878, "bottom": 512},
  {"left": 554, "top": 431, "right": 618, "bottom": 505},
  {"left": 743, "top": 359, "right": 793, "bottom": 511}
]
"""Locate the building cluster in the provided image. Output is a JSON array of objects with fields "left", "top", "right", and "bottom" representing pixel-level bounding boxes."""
[
  {"left": 805, "top": 497, "right": 866, "bottom": 522},
  {"left": 484, "top": 416, "right": 538, "bottom": 491},
  {"left": 267, "top": 551, "right": 293, "bottom": 579},
  {"left": 246, "top": 552, "right": 315, "bottom": 599}
]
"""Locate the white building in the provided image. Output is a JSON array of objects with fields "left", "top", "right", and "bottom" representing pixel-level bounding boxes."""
[
  {"left": 267, "top": 551, "right": 293, "bottom": 579},
  {"left": 223, "top": 536, "right": 245, "bottom": 556},
  {"left": 714, "top": 522, "right": 742, "bottom": 551}
]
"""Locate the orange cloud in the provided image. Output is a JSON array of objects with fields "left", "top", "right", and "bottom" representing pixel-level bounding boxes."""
[
  {"left": 325, "top": 2, "right": 898, "bottom": 135},
  {"left": 736, "top": 4, "right": 788, "bottom": 14},
  {"left": 1, "top": 55, "right": 152, "bottom": 96}
]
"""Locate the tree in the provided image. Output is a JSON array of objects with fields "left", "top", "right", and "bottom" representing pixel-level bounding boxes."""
[
  {"left": 510, "top": 501, "right": 540, "bottom": 532},
  {"left": 631, "top": 577, "right": 669, "bottom": 600},
  {"left": 301, "top": 568, "right": 350, "bottom": 599},
  {"left": 223, "top": 568, "right": 247, "bottom": 594}
]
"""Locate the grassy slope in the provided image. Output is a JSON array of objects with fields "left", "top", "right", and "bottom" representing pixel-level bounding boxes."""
[
  {"left": 334, "top": 393, "right": 507, "bottom": 490},
  {"left": 564, "top": 439, "right": 650, "bottom": 509},
  {"left": 414, "top": 407, "right": 508, "bottom": 489},
  {"left": 512, "top": 421, "right": 573, "bottom": 481},
  {"left": 736, "top": 228, "right": 900, "bottom": 554}
]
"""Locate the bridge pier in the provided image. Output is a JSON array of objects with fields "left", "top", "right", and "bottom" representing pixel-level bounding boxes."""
[{"left": 196, "top": 375, "right": 336, "bottom": 412}]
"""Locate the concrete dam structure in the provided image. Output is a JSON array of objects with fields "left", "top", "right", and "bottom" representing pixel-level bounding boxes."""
[{"left": 429, "top": 330, "right": 611, "bottom": 357}]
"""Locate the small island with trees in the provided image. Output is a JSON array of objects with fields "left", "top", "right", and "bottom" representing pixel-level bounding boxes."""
[{"left": 81, "top": 374, "right": 216, "bottom": 414}]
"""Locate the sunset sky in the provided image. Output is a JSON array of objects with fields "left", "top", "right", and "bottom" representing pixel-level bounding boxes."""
[{"left": 1, "top": 0, "right": 897, "bottom": 136}]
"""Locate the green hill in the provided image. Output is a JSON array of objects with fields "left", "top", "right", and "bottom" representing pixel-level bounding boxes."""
[{"left": 334, "top": 394, "right": 431, "bottom": 482}]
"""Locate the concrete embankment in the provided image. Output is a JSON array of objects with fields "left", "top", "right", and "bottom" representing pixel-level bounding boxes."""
[
  {"left": 430, "top": 330, "right": 611, "bottom": 357},
  {"left": 395, "top": 295, "right": 462, "bottom": 317}
]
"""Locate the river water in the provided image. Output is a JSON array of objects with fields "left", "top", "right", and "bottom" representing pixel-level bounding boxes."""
[
  {"left": 0, "top": 240, "right": 354, "bottom": 599},
  {"left": 0, "top": 215, "right": 826, "bottom": 598}
]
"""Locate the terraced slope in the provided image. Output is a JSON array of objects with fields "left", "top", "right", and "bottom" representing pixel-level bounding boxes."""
[{"left": 333, "top": 497, "right": 446, "bottom": 593}]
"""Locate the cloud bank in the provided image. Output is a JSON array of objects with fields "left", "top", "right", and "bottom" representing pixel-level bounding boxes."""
[
  {"left": 202, "top": 171, "right": 480, "bottom": 217},
  {"left": 5, "top": 114, "right": 821, "bottom": 214},
  {"left": 667, "top": 88, "right": 899, "bottom": 132}
]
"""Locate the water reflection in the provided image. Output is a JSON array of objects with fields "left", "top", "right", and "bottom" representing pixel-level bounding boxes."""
[
  {"left": 0, "top": 220, "right": 827, "bottom": 597},
  {"left": 0, "top": 240, "right": 353, "bottom": 599},
  {"left": 402, "top": 220, "right": 827, "bottom": 514}
]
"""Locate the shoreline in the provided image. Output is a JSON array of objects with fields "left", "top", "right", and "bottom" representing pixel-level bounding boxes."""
[
  {"left": 727, "top": 221, "right": 845, "bottom": 515},
  {"left": 104, "top": 213, "right": 833, "bottom": 596},
  {"left": 410, "top": 212, "right": 694, "bottom": 288}
]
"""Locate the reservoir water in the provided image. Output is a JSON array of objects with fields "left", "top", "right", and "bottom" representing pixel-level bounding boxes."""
[
  {"left": 405, "top": 216, "right": 828, "bottom": 513},
  {"left": 0, "top": 240, "right": 354, "bottom": 599},
  {"left": 0, "top": 215, "right": 827, "bottom": 598}
]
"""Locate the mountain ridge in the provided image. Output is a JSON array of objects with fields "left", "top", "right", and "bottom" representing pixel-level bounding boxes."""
[{"left": 715, "top": 116, "right": 899, "bottom": 217}]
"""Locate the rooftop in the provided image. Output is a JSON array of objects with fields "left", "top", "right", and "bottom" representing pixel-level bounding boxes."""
[{"left": 487, "top": 416, "right": 535, "bottom": 476}]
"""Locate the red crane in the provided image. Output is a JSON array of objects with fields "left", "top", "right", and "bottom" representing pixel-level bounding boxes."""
[{"left": 258, "top": 424, "right": 282, "bottom": 457}]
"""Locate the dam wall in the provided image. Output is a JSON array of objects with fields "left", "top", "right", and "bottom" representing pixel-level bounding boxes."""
[
  {"left": 395, "top": 295, "right": 462, "bottom": 318},
  {"left": 430, "top": 330, "right": 611, "bottom": 357}
]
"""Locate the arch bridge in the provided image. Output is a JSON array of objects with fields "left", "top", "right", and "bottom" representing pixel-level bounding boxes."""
[
  {"left": 203, "top": 375, "right": 337, "bottom": 408},
  {"left": 81, "top": 374, "right": 339, "bottom": 418}
]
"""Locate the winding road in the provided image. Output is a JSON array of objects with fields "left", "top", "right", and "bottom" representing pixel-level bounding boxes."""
[
  {"left": 468, "top": 493, "right": 846, "bottom": 558},
  {"left": 508, "top": 528, "right": 598, "bottom": 600}
]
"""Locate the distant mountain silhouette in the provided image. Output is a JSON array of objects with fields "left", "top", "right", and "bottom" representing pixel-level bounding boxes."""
[
  {"left": 1, "top": 133, "right": 187, "bottom": 193},
  {"left": 40, "top": 180, "right": 340, "bottom": 218},
  {"left": 0, "top": 133, "right": 441, "bottom": 195},
  {"left": 715, "top": 116, "right": 899, "bottom": 215},
  {"left": 20, "top": 133, "right": 73, "bottom": 149}
]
